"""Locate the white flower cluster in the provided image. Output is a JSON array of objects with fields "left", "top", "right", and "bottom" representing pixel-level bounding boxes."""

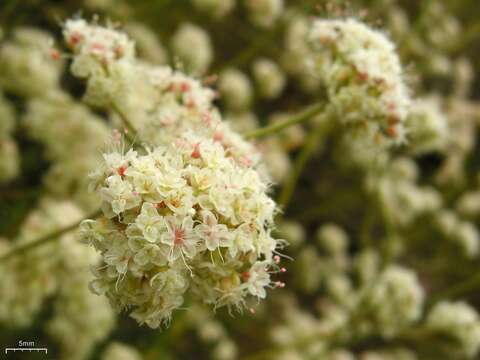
[
  {"left": 252, "top": 58, "right": 286, "bottom": 99},
  {"left": 406, "top": 98, "right": 449, "bottom": 154},
  {"left": 282, "top": 14, "right": 321, "bottom": 93},
  {"left": 426, "top": 301, "right": 480, "bottom": 357},
  {"left": 360, "top": 265, "right": 424, "bottom": 337},
  {"left": 23, "top": 94, "right": 110, "bottom": 210},
  {"left": 0, "top": 91, "right": 19, "bottom": 183},
  {"left": 435, "top": 210, "right": 479, "bottom": 258},
  {"left": 456, "top": 189, "right": 480, "bottom": 218},
  {"left": 276, "top": 220, "right": 305, "bottom": 249},
  {"left": 293, "top": 245, "right": 324, "bottom": 293},
  {"left": 80, "top": 131, "right": 281, "bottom": 328},
  {"left": 309, "top": 18, "right": 411, "bottom": 147},
  {"left": 171, "top": 23, "right": 213, "bottom": 75},
  {"left": 244, "top": 0, "right": 284, "bottom": 28},
  {"left": 219, "top": 68, "right": 253, "bottom": 112},
  {"left": 0, "top": 27, "right": 61, "bottom": 97},
  {"left": 102, "top": 342, "right": 142, "bottom": 360},
  {"left": 63, "top": 19, "right": 260, "bottom": 170},
  {"left": 192, "top": 0, "right": 236, "bottom": 19},
  {"left": 124, "top": 22, "right": 167, "bottom": 64},
  {"left": 316, "top": 223, "right": 348, "bottom": 256},
  {"left": 252, "top": 136, "right": 290, "bottom": 183},
  {"left": 47, "top": 230, "right": 115, "bottom": 360},
  {"left": 361, "top": 348, "right": 417, "bottom": 360},
  {"left": 63, "top": 18, "right": 136, "bottom": 107},
  {"left": 0, "top": 199, "right": 114, "bottom": 342},
  {"left": 186, "top": 304, "right": 238, "bottom": 360},
  {"left": 368, "top": 158, "right": 442, "bottom": 227},
  {"left": 270, "top": 297, "right": 327, "bottom": 355},
  {"left": 0, "top": 25, "right": 112, "bottom": 208},
  {"left": 0, "top": 199, "right": 114, "bottom": 359},
  {"left": 0, "top": 199, "right": 82, "bottom": 327},
  {"left": 436, "top": 99, "right": 478, "bottom": 185}
]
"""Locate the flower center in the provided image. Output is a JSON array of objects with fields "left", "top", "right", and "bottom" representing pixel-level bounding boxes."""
[{"left": 174, "top": 228, "right": 185, "bottom": 246}]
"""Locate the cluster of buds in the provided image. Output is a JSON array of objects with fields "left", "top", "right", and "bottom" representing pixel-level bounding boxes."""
[
  {"left": 244, "top": 0, "right": 284, "bottom": 28},
  {"left": 309, "top": 18, "right": 411, "bottom": 147},
  {"left": 63, "top": 19, "right": 261, "bottom": 172},
  {"left": 0, "top": 198, "right": 114, "bottom": 360},
  {"left": 426, "top": 301, "right": 480, "bottom": 357},
  {"left": 0, "top": 91, "right": 18, "bottom": 183}
]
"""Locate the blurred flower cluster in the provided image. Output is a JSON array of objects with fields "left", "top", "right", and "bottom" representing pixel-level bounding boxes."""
[{"left": 0, "top": 0, "right": 480, "bottom": 359}]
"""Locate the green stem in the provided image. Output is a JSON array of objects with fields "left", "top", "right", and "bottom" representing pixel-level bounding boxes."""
[
  {"left": 0, "top": 209, "right": 102, "bottom": 262},
  {"left": 218, "top": 28, "right": 279, "bottom": 71},
  {"left": 215, "top": 0, "right": 317, "bottom": 72},
  {"left": 244, "top": 101, "right": 325, "bottom": 140},
  {"left": 111, "top": 102, "right": 143, "bottom": 147},
  {"left": 277, "top": 113, "right": 328, "bottom": 210},
  {"left": 427, "top": 271, "right": 480, "bottom": 308}
]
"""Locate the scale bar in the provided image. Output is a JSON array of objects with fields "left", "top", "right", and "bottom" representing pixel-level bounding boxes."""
[{"left": 5, "top": 348, "right": 48, "bottom": 354}]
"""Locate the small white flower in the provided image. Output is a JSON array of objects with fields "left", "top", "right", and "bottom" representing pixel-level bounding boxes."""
[
  {"left": 195, "top": 210, "right": 232, "bottom": 251},
  {"left": 245, "top": 261, "right": 271, "bottom": 299},
  {"left": 161, "top": 215, "right": 198, "bottom": 262},
  {"left": 135, "top": 203, "right": 163, "bottom": 243}
]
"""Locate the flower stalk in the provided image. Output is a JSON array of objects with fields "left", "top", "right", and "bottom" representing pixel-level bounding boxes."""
[
  {"left": 427, "top": 271, "right": 480, "bottom": 308},
  {"left": 277, "top": 113, "right": 330, "bottom": 210},
  {"left": 0, "top": 209, "right": 102, "bottom": 262},
  {"left": 243, "top": 101, "right": 325, "bottom": 139}
]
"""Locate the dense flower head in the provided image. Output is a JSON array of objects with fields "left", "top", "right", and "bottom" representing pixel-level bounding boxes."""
[
  {"left": 426, "top": 301, "right": 480, "bottom": 357},
  {"left": 276, "top": 220, "right": 305, "bottom": 249},
  {"left": 244, "top": 0, "right": 284, "bottom": 28},
  {"left": 316, "top": 223, "right": 349, "bottom": 256},
  {"left": 47, "top": 227, "right": 114, "bottom": 360},
  {"left": 80, "top": 132, "right": 281, "bottom": 328},
  {"left": 405, "top": 97, "right": 449, "bottom": 154},
  {"left": 282, "top": 14, "right": 321, "bottom": 93},
  {"left": 64, "top": 19, "right": 261, "bottom": 171},
  {"left": 64, "top": 18, "right": 135, "bottom": 64},
  {"left": 23, "top": 93, "right": 110, "bottom": 210},
  {"left": 360, "top": 265, "right": 424, "bottom": 337},
  {"left": 0, "top": 199, "right": 101, "bottom": 328},
  {"left": 124, "top": 22, "right": 167, "bottom": 64},
  {"left": 185, "top": 304, "right": 239, "bottom": 360},
  {"left": 63, "top": 18, "right": 137, "bottom": 107},
  {"left": 101, "top": 342, "right": 142, "bottom": 360},
  {"left": 0, "top": 27, "right": 62, "bottom": 97},
  {"left": 171, "top": 22, "right": 213, "bottom": 75},
  {"left": 367, "top": 158, "right": 442, "bottom": 227},
  {"left": 435, "top": 210, "right": 480, "bottom": 258},
  {"left": 0, "top": 90, "right": 19, "bottom": 183},
  {"left": 252, "top": 58, "right": 286, "bottom": 99},
  {"left": 218, "top": 67, "right": 253, "bottom": 112},
  {"left": 309, "top": 18, "right": 410, "bottom": 146},
  {"left": 0, "top": 198, "right": 114, "bottom": 360}
]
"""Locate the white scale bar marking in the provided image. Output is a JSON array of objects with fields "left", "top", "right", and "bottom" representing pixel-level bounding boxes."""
[{"left": 5, "top": 348, "right": 48, "bottom": 354}]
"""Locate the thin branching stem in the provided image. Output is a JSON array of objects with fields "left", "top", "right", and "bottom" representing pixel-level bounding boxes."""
[
  {"left": 0, "top": 103, "right": 141, "bottom": 263},
  {"left": 427, "top": 271, "right": 480, "bottom": 308},
  {"left": 244, "top": 101, "right": 325, "bottom": 140},
  {"left": 277, "top": 113, "right": 329, "bottom": 210},
  {"left": 111, "top": 102, "right": 146, "bottom": 149},
  {"left": 0, "top": 209, "right": 102, "bottom": 262}
]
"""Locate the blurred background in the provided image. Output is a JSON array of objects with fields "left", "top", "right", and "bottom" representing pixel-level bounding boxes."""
[{"left": 1, "top": 0, "right": 480, "bottom": 359}]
